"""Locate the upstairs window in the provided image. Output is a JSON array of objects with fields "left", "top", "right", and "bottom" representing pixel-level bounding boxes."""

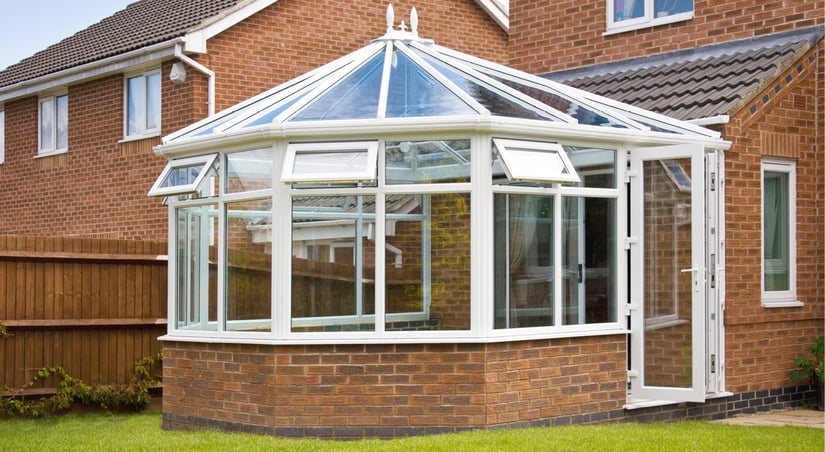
[
  {"left": 0, "top": 109, "right": 4, "bottom": 164},
  {"left": 38, "top": 94, "right": 68, "bottom": 155},
  {"left": 606, "top": 0, "right": 693, "bottom": 34},
  {"left": 125, "top": 70, "right": 161, "bottom": 138}
]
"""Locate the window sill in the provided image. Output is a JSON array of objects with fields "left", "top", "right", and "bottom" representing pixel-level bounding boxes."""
[
  {"left": 762, "top": 300, "right": 804, "bottom": 308},
  {"left": 34, "top": 149, "right": 68, "bottom": 159},
  {"left": 604, "top": 12, "right": 693, "bottom": 36},
  {"left": 119, "top": 132, "right": 161, "bottom": 144}
]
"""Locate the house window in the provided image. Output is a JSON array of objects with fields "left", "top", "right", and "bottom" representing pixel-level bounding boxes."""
[
  {"left": 148, "top": 154, "right": 218, "bottom": 198},
  {"left": 606, "top": 0, "right": 693, "bottom": 34},
  {"left": 38, "top": 94, "right": 68, "bottom": 155},
  {"left": 762, "top": 159, "right": 800, "bottom": 307},
  {"left": 0, "top": 109, "right": 5, "bottom": 164},
  {"left": 125, "top": 70, "right": 161, "bottom": 138}
]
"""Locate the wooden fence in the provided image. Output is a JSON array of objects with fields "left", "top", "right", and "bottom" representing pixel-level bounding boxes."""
[{"left": 0, "top": 236, "right": 167, "bottom": 392}]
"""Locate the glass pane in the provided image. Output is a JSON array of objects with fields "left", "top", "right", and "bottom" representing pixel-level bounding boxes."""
[
  {"left": 146, "top": 72, "right": 161, "bottom": 131},
  {"left": 126, "top": 76, "right": 144, "bottom": 135},
  {"left": 293, "top": 53, "right": 383, "bottom": 121},
  {"left": 615, "top": 0, "right": 645, "bottom": 22},
  {"left": 56, "top": 95, "right": 68, "bottom": 149},
  {"left": 293, "top": 151, "right": 367, "bottom": 176},
  {"left": 423, "top": 55, "right": 554, "bottom": 120},
  {"left": 292, "top": 195, "right": 376, "bottom": 331},
  {"left": 159, "top": 163, "right": 208, "bottom": 190},
  {"left": 385, "top": 139, "right": 471, "bottom": 184},
  {"left": 654, "top": 0, "right": 692, "bottom": 18},
  {"left": 387, "top": 193, "right": 471, "bottom": 331},
  {"left": 386, "top": 50, "right": 477, "bottom": 117},
  {"left": 175, "top": 204, "right": 217, "bottom": 330},
  {"left": 39, "top": 99, "right": 54, "bottom": 150},
  {"left": 566, "top": 147, "right": 616, "bottom": 188},
  {"left": 493, "top": 139, "right": 579, "bottom": 184},
  {"left": 643, "top": 158, "right": 693, "bottom": 388},
  {"left": 225, "top": 199, "right": 272, "bottom": 332},
  {"left": 763, "top": 171, "right": 789, "bottom": 291},
  {"left": 495, "top": 194, "right": 554, "bottom": 328},
  {"left": 226, "top": 149, "right": 273, "bottom": 193},
  {"left": 562, "top": 196, "right": 616, "bottom": 325}
]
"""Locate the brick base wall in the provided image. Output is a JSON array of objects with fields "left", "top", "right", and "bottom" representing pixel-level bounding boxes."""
[{"left": 160, "top": 338, "right": 818, "bottom": 439}]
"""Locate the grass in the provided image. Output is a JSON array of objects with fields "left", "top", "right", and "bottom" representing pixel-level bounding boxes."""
[{"left": 0, "top": 412, "right": 822, "bottom": 451}]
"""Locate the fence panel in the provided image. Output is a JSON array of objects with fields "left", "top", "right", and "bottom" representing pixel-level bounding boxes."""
[{"left": 0, "top": 236, "right": 167, "bottom": 392}]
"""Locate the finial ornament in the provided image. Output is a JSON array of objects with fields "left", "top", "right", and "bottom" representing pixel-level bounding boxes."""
[
  {"left": 386, "top": 4, "right": 395, "bottom": 33},
  {"left": 410, "top": 7, "right": 418, "bottom": 36}
]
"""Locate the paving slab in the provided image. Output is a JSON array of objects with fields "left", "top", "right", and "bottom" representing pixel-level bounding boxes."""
[{"left": 713, "top": 409, "right": 824, "bottom": 429}]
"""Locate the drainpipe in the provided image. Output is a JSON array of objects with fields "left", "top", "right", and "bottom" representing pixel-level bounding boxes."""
[{"left": 173, "top": 44, "right": 215, "bottom": 116}]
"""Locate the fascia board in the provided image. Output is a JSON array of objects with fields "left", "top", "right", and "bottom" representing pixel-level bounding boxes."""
[
  {"left": 473, "top": 0, "right": 509, "bottom": 32},
  {"left": 0, "top": 39, "right": 181, "bottom": 103}
]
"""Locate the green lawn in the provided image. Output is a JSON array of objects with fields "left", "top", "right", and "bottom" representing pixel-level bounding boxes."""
[{"left": 1, "top": 412, "right": 822, "bottom": 451}]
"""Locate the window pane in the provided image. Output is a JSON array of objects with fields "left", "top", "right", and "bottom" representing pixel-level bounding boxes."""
[
  {"left": 39, "top": 98, "right": 54, "bottom": 151},
  {"left": 654, "top": 0, "right": 692, "bottom": 17},
  {"left": 226, "top": 148, "right": 273, "bottom": 193},
  {"left": 562, "top": 196, "right": 617, "bottom": 325},
  {"left": 495, "top": 194, "right": 554, "bottom": 328},
  {"left": 293, "top": 52, "right": 383, "bottom": 121},
  {"left": 175, "top": 204, "right": 217, "bottom": 330},
  {"left": 127, "top": 76, "right": 145, "bottom": 136},
  {"left": 146, "top": 72, "right": 161, "bottom": 131},
  {"left": 282, "top": 142, "right": 378, "bottom": 184},
  {"left": 385, "top": 139, "right": 471, "bottom": 184},
  {"left": 387, "top": 193, "right": 471, "bottom": 331},
  {"left": 292, "top": 195, "right": 376, "bottom": 331},
  {"left": 614, "top": 0, "right": 645, "bottom": 21},
  {"left": 56, "top": 95, "right": 68, "bottom": 149},
  {"left": 225, "top": 199, "right": 272, "bottom": 332},
  {"left": 493, "top": 139, "right": 580, "bottom": 184},
  {"left": 763, "top": 171, "right": 789, "bottom": 291},
  {"left": 566, "top": 147, "right": 616, "bottom": 188}
]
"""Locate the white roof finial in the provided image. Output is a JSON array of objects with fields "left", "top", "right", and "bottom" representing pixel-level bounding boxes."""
[
  {"left": 410, "top": 7, "right": 418, "bottom": 36},
  {"left": 386, "top": 4, "right": 395, "bottom": 33}
]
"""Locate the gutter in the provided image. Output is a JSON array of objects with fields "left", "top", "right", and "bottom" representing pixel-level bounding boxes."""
[
  {"left": 174, "top": 44, "right": 216, "bottom": 116},
  {"left": 0, "top": 38, "right": 184, "bottom": 104}
]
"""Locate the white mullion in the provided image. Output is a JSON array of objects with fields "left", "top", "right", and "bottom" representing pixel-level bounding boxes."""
[
  {"left": 376, "top": 42, "right": 393, "bottom": 120},
  {"left": 553, "top": 190, "right": 563, "bottom": 326},
  {"left": 375, "top": 141, "right": 387, "bottom": 333},
  {"left": 216, "top": 154, "right": 227, "bottom": 333},
  {"left": 472, "top": 134, "right": 493, "bottom": 336}
]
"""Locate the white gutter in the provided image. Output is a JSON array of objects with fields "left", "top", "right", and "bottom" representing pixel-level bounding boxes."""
[
  {"left": 174, "top": 44, "right": 216, "bottom": 116},
  {"left": 0, "top": 39, "right": 183, "bottom": 103},
  {"left": 687, "top": 115, "right": 730, "bottom": 126}
]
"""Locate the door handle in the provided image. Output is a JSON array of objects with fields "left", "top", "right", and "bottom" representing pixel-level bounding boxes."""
[{"left": 680, "top": 268, "right": 696, "bottom": 273}]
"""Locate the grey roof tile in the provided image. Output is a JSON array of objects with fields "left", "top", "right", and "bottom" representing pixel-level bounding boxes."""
[
  {"left": 544, "top": 27, "right": 824, "bottom": 121},
  {"left": 0, "top": 0, "right": 243, "bottom": 88}
]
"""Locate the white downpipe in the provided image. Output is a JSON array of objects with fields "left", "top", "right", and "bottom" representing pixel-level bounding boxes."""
[{"left": 174, "top": 44, "right": 215, "bottom": 116}]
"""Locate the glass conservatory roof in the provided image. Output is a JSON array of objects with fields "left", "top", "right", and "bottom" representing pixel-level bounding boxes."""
[{"left": 164, "top": 6, "right": 720, "bottom": 145}]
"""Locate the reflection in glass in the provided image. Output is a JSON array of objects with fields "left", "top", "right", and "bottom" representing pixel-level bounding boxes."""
[
  {"left": 495, "top": 194, "right": 554, "bottom": 328},
  {"left": 386, "top": 50, "right": 477, "bottom": 117},
  {"left": 175, "top": 204, "right": 218, "bottom": 330},
  {"left": 385, "top": 139, "right": 471, "bottom": 184},
  {"left": 225, "top": 199, "right": 272, "bottom": 332},
  {"left": 291, "top": 195, "right": 376, "bottom": 331},
  {"left": 226, "top": 149, "right": 273, "bottom": 193}
]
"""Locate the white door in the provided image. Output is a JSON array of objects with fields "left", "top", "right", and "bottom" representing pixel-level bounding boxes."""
[{"left": 628, "top": 144, "right": 706, "bottom": 404}]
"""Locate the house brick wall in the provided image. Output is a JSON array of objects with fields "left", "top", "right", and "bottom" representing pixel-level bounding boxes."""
[
  {"left": 721, "top": 45, "right": 824, "bottom": 393},
  {"left": 508, "top": 0, "right": 824, "bottom": 73}
]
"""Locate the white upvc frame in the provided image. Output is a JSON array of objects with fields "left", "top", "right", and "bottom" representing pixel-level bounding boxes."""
[
  {"left": 605, "top": 0, "right": 694, "bottom": 35},
  {"left": 761, "top": 158, "right": 801, "bottom": 307},
  {"left": 493, "top": 138, "right": 581, "bottom": 184},
  {"left": 148, "top": 153, "right": 218, "bottom": 197},
  {"left": 37, "top": 93, "right": 68, "bottom": 156},
  {"left": 0, "top": 109, "right": 4, "bottom": 165},
  {"left": 281, "top": 141, "right": 379, "bottom": 184},
  {"left": 124, "top": 69, "right": 161, "bottom": 139}
]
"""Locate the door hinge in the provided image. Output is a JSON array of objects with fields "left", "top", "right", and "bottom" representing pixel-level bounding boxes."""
[
  {"left": 624, "top": 236, "right": 638, "bottom": 250},
  {"left": 710, "top": 171, "right": 716, "bottom": 191},
  {"left": 624, "top": 169, "right": 638, "bottom": 183},
  {"left": 625, "top": 303, "right": 639, "bottom": 316},
  {"left": 710, "top": 354, "right": 716, "bottom": 373}
]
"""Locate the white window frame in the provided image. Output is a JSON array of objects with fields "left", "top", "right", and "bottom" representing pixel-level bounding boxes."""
[
  {"left": 38, "top": 93, "right": 68, "bottom": 156},
  {"left": 605, "top": 0, "right": 694, "bottom": 35},
  {"left": 493, "top": 138, "right": 580, "bottom": 184},
  {"left": 0, "top": 109, "right": 5, "bottom": 165},
  {"left": 149, "top": 154, "right": 219, "bottom": 197},
  {"left": 281, "top": 141, "right": 379, "bottom": 184},
  {"left": 124, "top": 69, "right": 161, "bottom": 139},
  {"left": 761, "top": 159, "right": 801, "bottom": 307}
]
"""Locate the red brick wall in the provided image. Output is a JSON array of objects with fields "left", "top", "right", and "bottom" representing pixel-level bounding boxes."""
[
  {"left": 162, "top": 336, "right": 626, "bottom": 437},
  {"left": 721, "top": 45, "right": 824, "bottom": 392},
  {"left": 508, "top": 0, "right": 824, "bottom": 73},
  {"left": 0, "top": 0, "right": 507, "bottom": 241}
]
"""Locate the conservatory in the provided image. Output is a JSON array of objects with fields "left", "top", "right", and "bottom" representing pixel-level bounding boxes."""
[{"left": 154, "top": 7, "right": 730, "bottom": 436}]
